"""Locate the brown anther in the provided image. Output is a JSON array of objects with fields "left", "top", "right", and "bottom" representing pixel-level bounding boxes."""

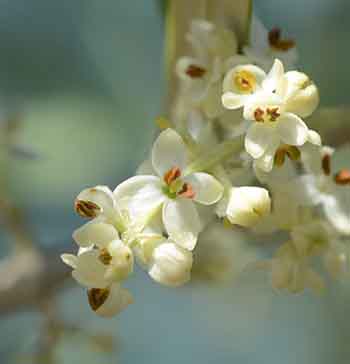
[
  {"left": 74, "top": 199, "right": 101, "bottom": 218},
  {"left": 274, "top": 148, "right": 286, "bottom": 167},
  {"left": 178, "top": 183, "right": 195, "bottom": 199},
  {"left": 185, "top": 64, "right": 206, "bottom": 78},
  {"left": 274, "top": 145, "right": 301, "bottom": 167},
  {"left": 266, "top": 107, "right": 280, "bottom": 122},
  {"left": 164, "top": 167, "right": 181, "bottom": 185},
  {"left": 99, "top": 248, "right": 112, "bottom": 265},
  {"left": 321, "top": 154, "right": 331, "bottom": 176},
  {"left": 87, "top": 288, "right": 110, "bottom": 311},
  {"left": 268, "top": 28, "right": 295, "bottom": 51},
  {"left": 334, "top": 169, "right": 350, "bottom": 185},
  {"left": 254, "top": 108, "right": 265, "bottom": 122},
  {"left": 286, "top": 146, "right": 301, "bottom": 161}
]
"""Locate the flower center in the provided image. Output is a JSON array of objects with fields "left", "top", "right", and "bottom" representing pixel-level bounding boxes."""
[
  {"left": 186, "top": 64, "right": 206, "bottom": 78},
  {"left": 99, "top": 248, "right": 112, "bottom": 265},
  {"left": 234, "top": 70, "right": 256, "bottom": 93},
  {"left": 274, "top": 145, "right": 301, "bottom": 167},
  {"left": 254, "top": 107, "right": 281, "bottom": 123},
  {"left": 87, "top": 288, "right": 109, "bottom": 311},
  {"left": 334, "top": 169, "right": 350, "bottom": 185},
  {"left": 268, "top": 28, "right": 295, "bottom": 51},
  {"left": 74, "top": 199, "right": 101, "bottom": 218},
  {"left": 163, "top": 167, "right": 195, "bottom": 199}
]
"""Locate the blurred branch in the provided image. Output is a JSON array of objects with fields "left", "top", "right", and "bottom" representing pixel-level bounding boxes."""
[{"left": 0, "top": 242, "right": 71, "bottom": 316}]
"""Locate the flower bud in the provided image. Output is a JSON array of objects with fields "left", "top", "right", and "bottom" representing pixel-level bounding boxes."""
[
  {"left": 285, "top": 71, "right": 319, "bottom": 118},
  {"left": 148, "top": 242, "right": 193, "bottom": 287},
  {"left": 226, "top": 187, "right": 271, "bottom": 227}
]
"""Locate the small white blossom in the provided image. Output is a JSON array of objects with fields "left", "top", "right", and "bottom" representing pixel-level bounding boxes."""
[{"left": 114, "top": 128, "right": 223, "bottom": 251}]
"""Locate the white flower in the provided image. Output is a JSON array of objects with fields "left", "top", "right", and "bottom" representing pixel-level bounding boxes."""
[
  {"left": 223, "top": 186, "right": 271, "bottom": 227},
  {"left": 148, "top": 241, "right": 193, "bottom": 287},
  {"left": 175, "top": 20, "right": 238, "bottom": 119},
  {"left": 299, "top": 144, "right": 350, "bottom": 235},
  {"left": 223, "top": 59, "right": 320, "bottom": 172},
  {"left": 114, "top": 129, "right": 224, "bottom": 251},
  {"left": 243, "top": 16, "right": 298, "bottom": 71}
]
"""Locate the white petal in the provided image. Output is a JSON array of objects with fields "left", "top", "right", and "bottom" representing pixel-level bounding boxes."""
[
  {"left": 113, "top": 175, "right": 165, "bottom": 221},
  {"left": 245, "top": 123, "right": 278, "bottom": 159},
  {"left": 262, "top": 59, "right": 285, "bottom": 93},
  {"left": 151, "top": 129, "right": 188, "bottom": 177},
  {"left": 276, "top": 113, "right": 308, "bottom": 146},
  {"left": 162, "top": 199, "right": 202, "bottom": 251},
  {"left": 222, "top": 92, "right": 248, "bottom": 110},
  {"left": 149, "top": 242, "right": 193, "bottom": 287},
  {"left": 61, "top": 254, "right": 77, "bottom": 269},
  {"left": 73, "top": 220, "right": 119, "bottom": 248},
  {"left": 184, "top": 172, "right": 223, "bottom": 205},
  {"left": 72, "top": 250, "right": 108, "bottom": 288},
  {"left": 95, "top": 283, "right": 133, "bottom": 317},
  {"left": 323, "top": 190, "right": 350, "bottom": 235},
  {"left": 307, "top": 129, "right": 321, "bottom": 146},
  {"left": 253, "top": 139, "right": 280, "bottom": 173}
]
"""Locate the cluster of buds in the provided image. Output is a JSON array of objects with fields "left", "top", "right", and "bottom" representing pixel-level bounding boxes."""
[{"left": 62, "top": 17, "right": 350, "bottom": 316}]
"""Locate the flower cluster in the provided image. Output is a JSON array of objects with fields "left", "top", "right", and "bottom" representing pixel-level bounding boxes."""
[{"left": 62, "top": 18, "right": 349, "bottom": 317}]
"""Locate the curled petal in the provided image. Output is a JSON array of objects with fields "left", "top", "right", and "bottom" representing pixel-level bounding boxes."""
[
  {"left": 184, "top": 172, "right": 223, "bottom": 205},
  {"left": 276, "top": 113, "right": 308, "bottom": 146}
]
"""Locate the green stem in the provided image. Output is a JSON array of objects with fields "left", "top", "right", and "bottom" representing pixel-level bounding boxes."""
[{"left": 184, "top": 136, "right": 244, "bottom": 175}]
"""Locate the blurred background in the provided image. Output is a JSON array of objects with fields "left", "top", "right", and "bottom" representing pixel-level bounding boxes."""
[{"left": 0, "top": 0, "right": 349, "bottom": 363}]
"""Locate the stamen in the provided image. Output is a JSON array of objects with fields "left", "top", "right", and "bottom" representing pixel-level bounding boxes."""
[
  {"left": 321, "top": 154, "right": 331, "bottom": 176},
  {"left": 334, "top": 169, "right": 350, "bottom": 185},
  {"left": 234, "top": 70, "right": 256, "bottom": 93},
  {"left": 266, "top": 107, "right": 280, "bottom": 122},
  {"left": 254, "top": 108, "right": 265, "bottom": 122},
  {"left": 74, "top": 200, "right": 101, "bottom": 218},
  {"left": 178, "top": 183, "right": 195, "bottom": 199},
  {"left": 268, "top": 28, "right": 295, "bottom": 51},
  {"left": 164, "top": 167, "right": 181, "bottom": 185},
  {"left": 274, "top": 145, "right": 300, "bottom": 167},
  {"left": 99, "top": 248, "right": 112, "bottom": 265},
  {"left": 87, "top": 288, "right": 109, "bottom": 311},
  {"left": 186, "top": 64, "right": 206, "bottom": 78}
]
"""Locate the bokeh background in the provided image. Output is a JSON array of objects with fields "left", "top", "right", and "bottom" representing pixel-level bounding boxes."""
[{"left": 0, "top": 0, "right": 350, "bottom": 363}]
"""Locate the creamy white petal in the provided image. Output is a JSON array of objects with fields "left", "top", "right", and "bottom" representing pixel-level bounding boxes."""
[
  {"left": 245, "top": 123, "right": 278, "bottom": 159},
  {"left": 262, "top": 59, "right": 285, "bottom": 94},
  {"left": 276, "top": 113, "right": 308, "bottom": 146},
  {"left": 72, "top": 250, "right": 109, "bottom": 288},
  {"left": 253, "top": 139, "right": 280, "bottom": 173},
  {"left": 323, "top": 191, "right": 350, "bottom": 235},
  {"left": 61, "top": 254, "right": 78, "bottom": 269},
  {"left": 184, "top": 172, "right": 223, "bottom": 205},
  {"left": 222, "top": 92, "right": 248, "bottom": 110},
  {"left": 162, "top": 199, "right": 202, "bottom": 251},
  {"left": 151, "top": 129, "right": 188, "bottom": 177},
  {"left": 149, "top": 241, "right": 193, "bottom": 287},
  {"left": 95, "top": 284, "right": 133, "bottom": 317},
  {"left": 113, "top": 175, "right": 165, "bottom": 221},
  {"left": 73, "top": 220, "right": 119, "bottom": 248}
]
